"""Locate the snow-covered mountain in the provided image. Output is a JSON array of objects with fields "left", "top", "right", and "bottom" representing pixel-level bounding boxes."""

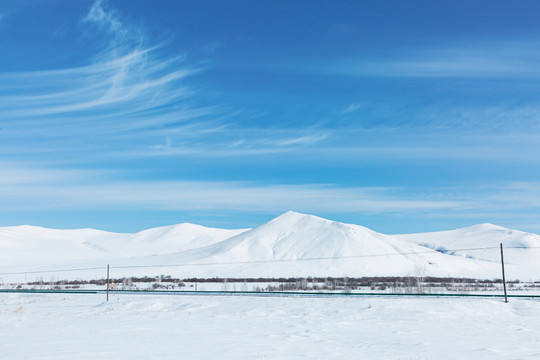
[
  {"left": 1, "top": 212, "right": 538, "bottom": 280},
  {"left": 92, "top": 212, "right": 506, "bottom": 279}
]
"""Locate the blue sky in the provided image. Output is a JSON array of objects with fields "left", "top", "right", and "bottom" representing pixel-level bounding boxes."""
[{"left": 1, "top": 0, "right": 540, "bottom": 233}]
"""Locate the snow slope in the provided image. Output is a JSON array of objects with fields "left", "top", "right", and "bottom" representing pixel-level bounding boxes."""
[{"left": 0, "top": 225, "right": 119, "bottom": 267}]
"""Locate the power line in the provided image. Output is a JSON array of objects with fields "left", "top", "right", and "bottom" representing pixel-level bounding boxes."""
[
  {"left": 110, "top": 247, "right": 501, "bottom": 270},
  {"left": 0, "top": 266, "right": 106, "bottom": 276},
  {"left": 1, "top": 245, "right": 539, "bottom": 276}
]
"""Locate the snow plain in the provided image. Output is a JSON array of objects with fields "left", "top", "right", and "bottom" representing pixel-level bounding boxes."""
[{"left": 1, "top": 293, "right": 539, "bottom": 359}]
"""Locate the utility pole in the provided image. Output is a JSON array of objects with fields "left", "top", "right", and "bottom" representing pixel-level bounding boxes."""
[
  {"left": 106, "top": 264, "right": 110, "bottom": 302},
  {"left": 500, "top": 243, "right": 508, "bottom": 303}
]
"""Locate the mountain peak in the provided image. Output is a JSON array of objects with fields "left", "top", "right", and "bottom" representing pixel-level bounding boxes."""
[
  {"left": 261, "top": 211, "right": 343, "bottom": 232},
  {"left": 461, "top": 223, "right": 508, "bottom": 232},
  {"left": 272, "top": 211, "right": 329, "bottom": 223},
  {"left": 277, "top": 210, "right": 310, "bottom": 218}
]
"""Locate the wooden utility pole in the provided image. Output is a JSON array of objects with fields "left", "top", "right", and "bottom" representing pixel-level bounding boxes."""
[
  {"left": 106, "top": 264, "right": 110, "bottom": 302},
  {"left": 500, "top": 243, "right": 508, "bottom": 303}
]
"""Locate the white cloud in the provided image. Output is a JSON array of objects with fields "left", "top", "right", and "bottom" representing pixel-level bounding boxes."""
[
  {"left": 82, "top": 0, "right": 130, "bottom": 46},
  {"left": 0, "top": 1, "right": 220, "bottom": 159},
  {"left": 3, "top": 164, "right": 540, "bottom": 231},
  {"left": 0, "top": 162, "right": 464, "bottom": 214},
  {"left": 0, "top": 49, "right": 202, "bottom": 138},
  {"left": 0, "top": 1, "right": 332, "bottom": 161},
  {"left": 329, "top": 41, "right": 540, "bottom": 78},
  {"left": 341, "top": 103, "right": 362, "bottom": 114}
]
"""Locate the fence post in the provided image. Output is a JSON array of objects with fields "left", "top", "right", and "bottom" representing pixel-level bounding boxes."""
[
  {"left": 106, "top": 264, "right": 110, "bottom": 302},
  {"left": 500, "top": 243, "right": 508, "bottom": 303}
]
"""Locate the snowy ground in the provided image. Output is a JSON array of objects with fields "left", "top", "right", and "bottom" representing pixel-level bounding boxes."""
[{"left": 1, "top": 293, "right": 540, "bottom": 359}]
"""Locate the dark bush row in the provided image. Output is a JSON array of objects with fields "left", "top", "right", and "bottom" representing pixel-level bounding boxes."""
[{"left": 25, "top": 275, "right": 514, "bottom": 286}]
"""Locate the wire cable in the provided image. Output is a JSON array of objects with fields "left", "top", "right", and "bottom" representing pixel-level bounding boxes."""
[{"left": 1, "top": 245, "right": 539, "bottom": 276}]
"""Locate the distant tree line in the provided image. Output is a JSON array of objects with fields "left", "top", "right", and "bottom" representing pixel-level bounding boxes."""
[{"left": 24, "top": 275, "right": 527, "bottom": 287}]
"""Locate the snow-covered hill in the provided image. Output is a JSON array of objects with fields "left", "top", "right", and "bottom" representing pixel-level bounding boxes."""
[
  {"left": 1, "top": 212, "right": 539, "bottom": 280},
  {"left": 393, "top": 223, "right": 540, "bottom": 258},
  {"left": 107, "top": 212, "right": 503, "bottom": 278},
  {"left": 393, "top": 223, "right": 540, "bottom": 280},
  {"left": 0, "top": 223, "right": 247, "bottom": 270},
  {"left": 87, "top": 223, "right": 249, "bottom": 257}
]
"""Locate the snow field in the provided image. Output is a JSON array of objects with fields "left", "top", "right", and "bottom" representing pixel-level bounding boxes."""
[{"left": 1, "top": 293, "right": 539, "bottom": 359}]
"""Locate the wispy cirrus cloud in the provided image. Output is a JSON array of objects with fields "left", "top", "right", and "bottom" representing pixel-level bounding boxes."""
[
  {"left": 10, "top": 2, "right": 535, "bottom": 166},
  {"left": 330, "top": 41, "right": 540, "bottom": 78},
  {"left": 3, "top": 161, "right": 540, "bottom": 228},
  {"left": 82, "top": 0, "right": 124, "bottom": 36},
  {"left": 0, "top": 162, "right": 464, "bottom": 214},
  {"left": 0, "top": 1, "right": 213, "bottom": 158},
  {"left": 140, "top": 128, "right": 330, "bottom": 157},
  {"left": 0, "top": 0, "right": 329, "bottom": 162},
  {"left": 341, "top": 103, "right": 362, "bottom": 114}
]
